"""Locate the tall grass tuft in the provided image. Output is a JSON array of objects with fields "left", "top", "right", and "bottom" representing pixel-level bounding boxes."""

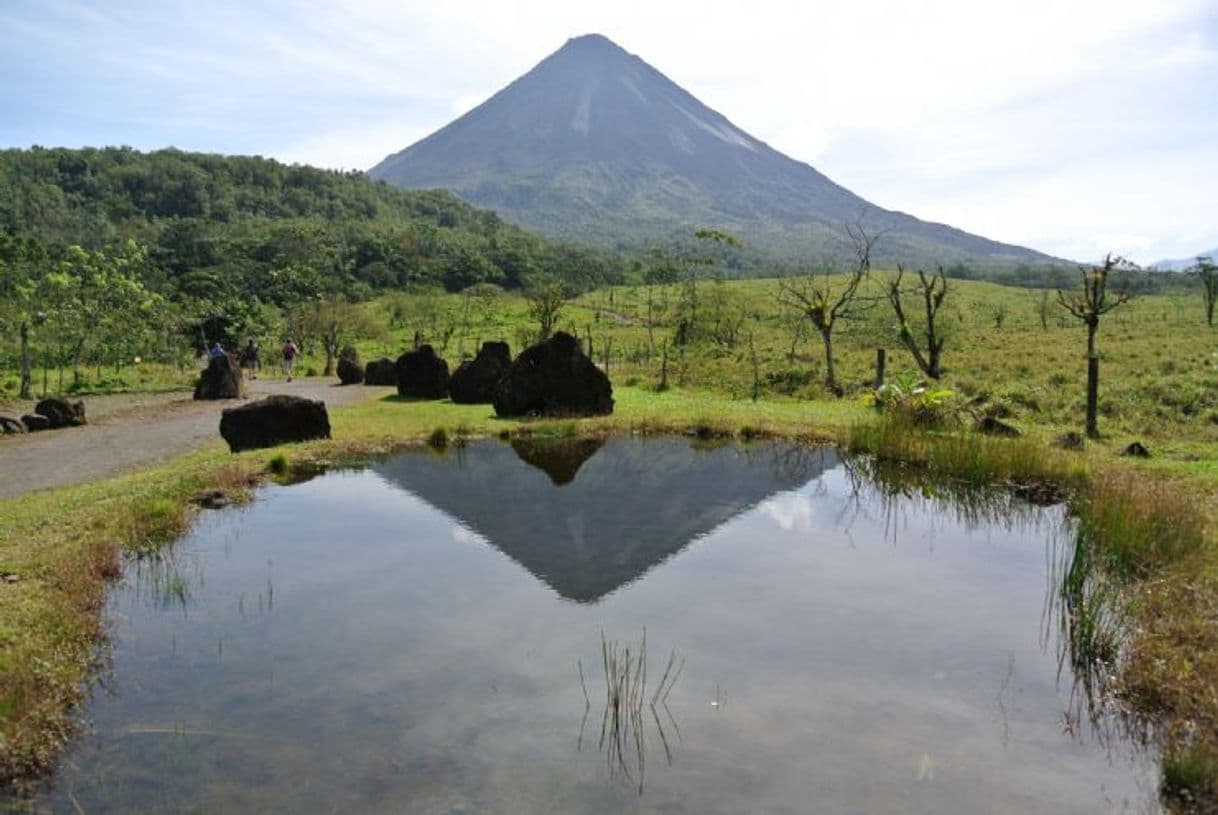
[
  {"left": 847, "top": 415, "right": 1079, "bottom": 488},
  {"left": 267, "top": 453, "right": 289, "bottom": 475},
  {"left": 1162, "top": 741, "right": 1218, "bottom": 808},
  {"left": 1073, "top": 471, "right": 1206, "bottom": 580},
  {"left": 427, "top": 427, "right": 449, "bottom": 449}
]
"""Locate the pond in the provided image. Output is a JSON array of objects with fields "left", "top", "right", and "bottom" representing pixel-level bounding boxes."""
[{"left": 13, "top": 438, "right": 1156, "bottom": 813}]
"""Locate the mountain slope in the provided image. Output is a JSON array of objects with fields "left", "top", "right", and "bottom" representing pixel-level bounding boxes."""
[{"left": 370, "top": 34, "right": 1056, "bottom": 268}]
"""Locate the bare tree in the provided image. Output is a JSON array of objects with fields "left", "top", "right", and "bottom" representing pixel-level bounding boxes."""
[
  {"left": 778, "top": 226, "right": 878, "bottom": 393},
  {"left": 674, "top": 229, "right": 743, "bottom": 345},
  {"left": 1035, "top": 289, "right": 1051, "bottom": 331},
  {"left": 885, "top": 265, "right": 948, "bottom": 379},
  {"left": 1057, "top": 254, "right": 1133, "bottom": 437},
  {"left": 1190, "top": 255, "right": 1217, "bottom": 327}
]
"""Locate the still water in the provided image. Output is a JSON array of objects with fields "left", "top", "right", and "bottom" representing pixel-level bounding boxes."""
[{"left": 18, "top": 439, "right": 1155, "bottom": 813}]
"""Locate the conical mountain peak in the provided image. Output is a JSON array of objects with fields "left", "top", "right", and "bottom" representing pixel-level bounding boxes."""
[{"left": 370, "top": 37, "right": 1053, "bottom": 267}]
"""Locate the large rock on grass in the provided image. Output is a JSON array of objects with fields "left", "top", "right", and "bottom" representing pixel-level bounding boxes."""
[
  {"left": 337, "top": 347, "right": 364, "bottom": 385},
  {"left": 493, "top": 331, "right": 613, "bottom": 417},
  {"left": 34, "top": 397, "right": 86, "bottom": 428},
  {"left": 396, "top": 345, "right": 450, "bottom": 399},
  {"left": 194, "top": 355, "right": 243, "bottom": 400},
  {"left": 364, "top": 357, "right": 397, "bottom": 386},
  {"left": 449, "top": 341, "right": 511, "bottom": 404},
  {"left": 219, "top": 395, "right": 331, "bottom": 453}
]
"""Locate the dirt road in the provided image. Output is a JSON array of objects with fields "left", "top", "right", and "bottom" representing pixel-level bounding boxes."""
[{"left": 0, "top": 379, "right": 392, "bottom": 501}]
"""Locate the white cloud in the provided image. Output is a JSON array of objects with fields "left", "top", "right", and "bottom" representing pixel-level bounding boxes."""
[{"left": 761, "top": 493, "right": 815, "bottom": 532}]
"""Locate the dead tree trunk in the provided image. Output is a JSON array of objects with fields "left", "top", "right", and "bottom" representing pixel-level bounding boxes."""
[
  {"left": 19, "top": 322, "right": 32, "bottom": 400},
  {"left": 885, "top": 266, "right": 947, "bottom": 379}
]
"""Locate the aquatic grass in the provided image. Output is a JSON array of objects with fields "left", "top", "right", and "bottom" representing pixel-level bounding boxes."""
[
  {"left": 1073, "top": 471, "right": 1206, "bottom": 580},
  {"left": 586, "top": 630, "right": 683, "bottom": 794},
  {"left": 1046, "top": 529, "right": 1129, "bottom": 732}
]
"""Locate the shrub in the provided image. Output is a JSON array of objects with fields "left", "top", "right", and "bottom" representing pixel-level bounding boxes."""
[{"left": 863, "top": 371, "right": 955, "bottom": 428}]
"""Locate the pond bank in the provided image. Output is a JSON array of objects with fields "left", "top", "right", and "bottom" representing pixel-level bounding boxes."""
[{"left": 0, "top": 386, "right": 1214, "bottom": 809}]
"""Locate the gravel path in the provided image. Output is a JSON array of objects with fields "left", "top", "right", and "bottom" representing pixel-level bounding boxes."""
[{"left": 0, "top": 378, "right": 392, "bottom": 501}]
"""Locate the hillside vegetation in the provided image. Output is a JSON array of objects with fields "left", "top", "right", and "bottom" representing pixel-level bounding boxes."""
[{"left": 0, "top": 146, "right": 626, "bottom": 393}]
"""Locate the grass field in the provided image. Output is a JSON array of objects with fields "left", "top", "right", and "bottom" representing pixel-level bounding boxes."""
[{"left": 7, "top": 272, "right": 1215, "bottom": 453}]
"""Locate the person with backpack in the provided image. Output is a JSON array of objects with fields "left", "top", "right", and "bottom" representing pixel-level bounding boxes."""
[
  {"left": 240, "top": 338, "right": 260, "bottom": 379},
  {"left": 281, "top": 338, "right": 299, "bottom": 381}
]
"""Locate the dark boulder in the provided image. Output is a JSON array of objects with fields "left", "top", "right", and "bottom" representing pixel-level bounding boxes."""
[
  {"left": 0, "top": 415, "right": 25, "bottom": 435},
  {"left": 21, "top": 414, "right": 50, "bottom": 432},
  {"left": 493, "top": 332, "right": 613, "bottom": 417},
  {"left": 337, "top": 352, "right": 364, "bottom": 385},
  {"left": 194, "top": 355, "right": 243, "bottom": 400},
  {"left": 1120, "top": 441, "right": 1151, "bottom": 458},
  {"left": 976, "top": 415, "right": 1020, "bottom": 437},
  {"left": 34, "top": 397, "right": 86, "bottom": 428},
  {"left": 396, "top": 345, "right": 450, "bottom": 399},
  {"left": 364, "top": 357, "right": 397, "bottom": 386},
  {"left": 219, "top": 395, "right": 331, "bottom": 453},
  {"left": 449, "top": 341, "right": 512, "bottom": 404}
]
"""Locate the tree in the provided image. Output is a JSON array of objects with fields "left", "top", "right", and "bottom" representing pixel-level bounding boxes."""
[
  {"left": 0, "top": 235, "right": 46, "bottom": 398},
  {"left": 1189, "top": 255, "right": 1217, "bottom": 327},
  {"left": 287, "top": 297, "right": 387, "bottom": 375},
  {"left": 885, "top": 265, "right": 949, "bottom": 379},
  {"left": 525, "top": 276, "right": 566, "bottom": 341},
  {"left": 1057, "top": 254, "right": 1133, "bottom": 437},
  {"left": 40, "top": 242, "right": 151, "bottom": 386},
  {"left": 672, "top": 229, "right": 743, "bottom": 345},
  {"left": 778, "top": 226, "right": 877, "bottom": 393}
]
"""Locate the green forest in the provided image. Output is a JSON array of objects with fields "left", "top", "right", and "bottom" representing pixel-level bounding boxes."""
[{"left": 0, "top": 146, "right": 625, "bottom": 395}]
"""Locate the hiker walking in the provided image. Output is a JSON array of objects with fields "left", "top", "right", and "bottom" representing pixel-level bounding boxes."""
[
  {"left": 240, "top": 338, "right": 260, "bottom": 379},
  {"left": 281, "top": 338, "right": 299, "bottom": 381}
]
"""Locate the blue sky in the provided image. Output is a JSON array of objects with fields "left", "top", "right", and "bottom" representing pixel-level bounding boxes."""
[{"left": 2, "top": 0, "right": 1216, "bottom": 264}]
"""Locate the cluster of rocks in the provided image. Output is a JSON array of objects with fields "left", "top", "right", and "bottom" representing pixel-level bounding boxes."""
[
  {"left": 1, "top": 397, "right": 87, "bottom": 434},
  {"left": 387, "top": 333, "right": 613, "bottom": 416}
]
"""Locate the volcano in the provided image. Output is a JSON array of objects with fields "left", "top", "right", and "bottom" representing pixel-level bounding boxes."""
[{"left": 370, "top": 34, "right": 1053, "bottom": 267}]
